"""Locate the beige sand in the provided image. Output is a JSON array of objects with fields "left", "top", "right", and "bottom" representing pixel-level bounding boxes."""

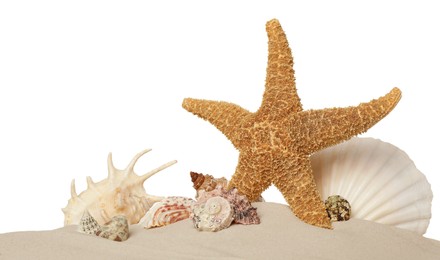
[{"left": 1, "top": 202, "right": 440, "bottom": 260}]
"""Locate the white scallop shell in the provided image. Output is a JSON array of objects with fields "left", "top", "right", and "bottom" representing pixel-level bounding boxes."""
[
  {"left": 62, "top": 149, "right": 177, "bottom": 226},
  {"left": 311, "top": 137, "right": 433, "bottom": 235},
  {"left": 192, "top": 196, "right": 234, "bottom": 232}
]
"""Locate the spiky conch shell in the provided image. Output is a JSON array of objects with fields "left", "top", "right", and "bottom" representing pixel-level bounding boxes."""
[
  {"left": 62, "top": 149, "right": 177, "bottom": 226},
  {"left": 190, "top": 172, "right": 228, "bottom": 198},
  {"left": 139, "top": 196, "right": 195, "bottom": 229},
  {"left": 197, "top": 186, "right": 260, "bottom": 225},
  {"left": 311, "top": 137, "right": 433, "bottom": 235}
]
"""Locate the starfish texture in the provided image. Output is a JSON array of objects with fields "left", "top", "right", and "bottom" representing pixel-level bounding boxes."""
[{"left": 182, "top": 19, "right": 401, "bottom": 229}]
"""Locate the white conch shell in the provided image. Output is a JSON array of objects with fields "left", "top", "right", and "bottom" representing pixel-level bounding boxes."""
[
  {"left": 62, "top": 149, "right": 177, "bottom": 226},
  {"left": 311, "top": 137, "right": 433, "bottom": 235},
  {"left": 192, "top": 196, "right": 234, "bottom": 232}
]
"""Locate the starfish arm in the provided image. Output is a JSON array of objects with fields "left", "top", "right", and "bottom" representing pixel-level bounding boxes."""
[
  {"left": 272, "top": 154, "right": 331, "bottom": 229},
  {"left": 227, "top": 149, "right": 273, "bottom": 202},
  {"left": 182, "top": 98, "right": 252, "bottom": 148},
  {"left": 293, "top": 87, "right": 402, "bottom": 154},
  {"left": 256, "top": 19, "right": 302, "bottom": 122}
]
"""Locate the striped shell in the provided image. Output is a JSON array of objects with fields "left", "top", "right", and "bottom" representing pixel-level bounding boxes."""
[
  {"left": 140, "top": 197, "right": 195, "bottom": 229},
  {"left": 197, "top": 186, "right": 260, "bottom": 225},
  {"left": 192, "top": 196, "right": 234, "bottom": 232},
  {"left": 62, "top": 149, "right": 177, "bottom": 226},
  {"left": 311, "top": 137, "right": 433, "bottom": 235}
]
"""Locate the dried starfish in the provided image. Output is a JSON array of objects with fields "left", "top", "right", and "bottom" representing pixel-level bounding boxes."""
[{"left": 182, "top": 19, "right": 401, "bottom": 229}]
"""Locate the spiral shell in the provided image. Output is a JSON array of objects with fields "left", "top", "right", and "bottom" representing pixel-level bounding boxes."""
[
  {"left": 197, "top": 186, "right": 260, "bottom": 225},
  {"left": 190, "top": 172, "right": 228, "bottom": 198},
  {"left": 311, "top": 137, "right": 433, "bottom": 235},
  {"left": 192, "top": 196, "right": 234, "bottom": 232},
  {"left": 140, "top": 197, "right": 195, "bottom": 229}
]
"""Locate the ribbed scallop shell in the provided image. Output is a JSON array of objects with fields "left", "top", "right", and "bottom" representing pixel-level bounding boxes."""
[
  {"left": 62, "top": 149, "right": 177, "bottom": 226},
  {"left": 311, "top": 137, "right": 433, "bottom": 235},
  {"left": 140, "top": 197, "right": 195, "bottom": 229}
]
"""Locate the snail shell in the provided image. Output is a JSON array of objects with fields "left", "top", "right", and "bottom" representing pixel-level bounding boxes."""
[{"left": 192, "top": 196, "right": 234, "bottom": 232}]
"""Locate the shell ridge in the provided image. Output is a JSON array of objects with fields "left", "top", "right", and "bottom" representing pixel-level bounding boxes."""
[
  {"left": 359, "top": 164, "right": 427, "bottom": 219},
  {"left": 350, "top": 151, "right": 399, "bottom": 216},
  {"left": 372, "top": 193, "right": 432, "bottom": 224},
  {"left": 345, "top": 138, "right": 382, "bottom": 201}
]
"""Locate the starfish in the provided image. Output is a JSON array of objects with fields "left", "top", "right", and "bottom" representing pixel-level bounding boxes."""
[{"left": 182, "top": 19, "right": 401, "bottom": 229}]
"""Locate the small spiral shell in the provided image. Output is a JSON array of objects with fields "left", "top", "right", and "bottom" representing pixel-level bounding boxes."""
[
  {"left": 190, "top": 172, "right": 228, "bottom": 198},
  {"left": 192, "top": 196, "right": 234, "bottom": 232}
]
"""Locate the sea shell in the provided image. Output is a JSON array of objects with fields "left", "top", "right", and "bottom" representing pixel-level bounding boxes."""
[
  {"left": 62, "top": 149, "right": 177, "bottom": 226},
  {"left": 190, "top": 171, "right": 228, "bottom": 198},
  {"left": 192, "top": 196, "right": 234, "bottom": 232},
  {"left": 78, "top": 210, "right": 129, "bottom": 242},
  {"left": 78, "top": 210, "right": 102, "bottom": 235},
  {"left": 197, "top": 186, "right": 260, "bottom": 225},
  {"left": 97, "top": 215, "right": 129, "bottom": 242},
  {"left": 325, "top": 195, "right": 351, "bottom": 222},
  {"left": 139, "top": 196, "right": 195, "bottom": 229},
  {"left": 311, "top": 137, "right": 433, "bottom": 235}
]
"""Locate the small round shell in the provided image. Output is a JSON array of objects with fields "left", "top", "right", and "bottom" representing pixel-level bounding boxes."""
[
  {"left": 197, "top": 186, "right": 260, "bottom": 225},
  {"left": 192, "top": 196, "right": 234, "bottom": 232},
  {"left": 325, "top": 195, "right": 351, "bottom": 222}
]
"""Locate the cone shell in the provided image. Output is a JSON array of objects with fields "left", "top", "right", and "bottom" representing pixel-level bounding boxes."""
[
  {"left": 192, "top": 196, "right": 234, "bottom": 232},
  {"left": 311, "top": 137, "right": 433, "bottom": 235},
  {"left": 197, "top": 186, "right": 260, "bottom": 225},
  {"left": 62, "top": 149, "right": 177, "bottom": 226},
  {"left": 190, "top": 172, "right": 228, "bottom": 198},
  {"left": 78, "top": 210, "right": 101, "bottom": 235},
  {"left": 140, "top": 197, "right": 195, "bottom": 229}
]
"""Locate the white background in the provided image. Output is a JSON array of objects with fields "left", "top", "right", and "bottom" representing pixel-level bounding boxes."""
[{"left": 1, "top": 1, "right": 439, "bottom": 240}]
